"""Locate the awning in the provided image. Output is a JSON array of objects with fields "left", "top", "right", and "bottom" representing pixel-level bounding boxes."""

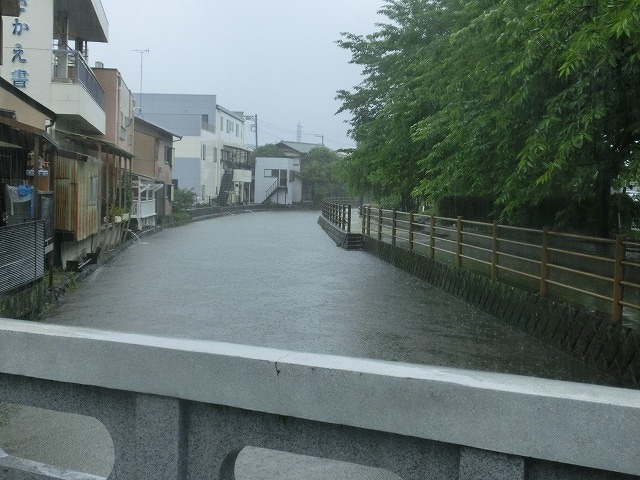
[
  {"left": 0, "top": 141, "right": 22, "bottom": 149},
  {"left": 56, "top": 129, "right": 133, "bottom": 159}
]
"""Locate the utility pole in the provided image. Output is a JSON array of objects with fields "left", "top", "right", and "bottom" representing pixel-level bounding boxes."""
[
  {"left": 314, "top": 133, "right": 324, "bottom": 146},
  {"left": 133, "top": 49, "right": 149, "bottom": 116},
  {"left": 244, "top": 114, "right": 258, "bottom": 149}
]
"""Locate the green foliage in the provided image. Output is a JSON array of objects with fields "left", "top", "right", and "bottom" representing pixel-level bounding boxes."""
[
  {"left": 172, "top": 188, "right": 196, "bottom": 212},
  {"left": 300, "top": 146, "right": 347, "bottom": 206},
  {"left": 249, "top": 144, "right": 285, "bottom": 169},
  {"left": 337, "top": 0, "right": 640, "bottom": 235}
]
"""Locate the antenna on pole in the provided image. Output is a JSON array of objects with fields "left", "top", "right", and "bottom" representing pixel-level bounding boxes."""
[
  {"left": 133, "top": 49, "right": 149, "bottom": 116},
  {"left": 244, "top": 115, "right": 258, "bottom": 149}
]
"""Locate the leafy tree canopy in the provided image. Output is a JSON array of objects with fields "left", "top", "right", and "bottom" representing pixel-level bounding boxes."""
[
  {"left": 301, "top": 146, "right": 346, "bottom": 205},
  {"left": 252, "top": 143, "right": 283, "bottom": 158},
  {"left": 337, "top": 0, "right": 640, "bottom": 234}
]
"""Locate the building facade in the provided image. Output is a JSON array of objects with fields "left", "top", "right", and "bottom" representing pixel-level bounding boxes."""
[
  {"left": 254, "top": 157, "right": 302, "bottom": 205},
  {"left": 133, "top": 116, "right": 179, "bottom": 229},
  {"left": 135, "top": 93, "right": 250, "bottom": 205},
  {"left": 1, "top": 0, "right": 134, "bottom": 269}
]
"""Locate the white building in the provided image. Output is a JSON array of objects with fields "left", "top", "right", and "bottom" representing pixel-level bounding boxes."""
[
  {"left": 1, "top": 0, "right": 108, "bottom": 136},
  {"left": 254, "top": 157, "right": 303, "bottom": 205},
  {"left": 1, "top": 0, "right": 135, "bottom": 269},
  {"left": 135, "top": 93, "right": 250, "bottom": 205}
]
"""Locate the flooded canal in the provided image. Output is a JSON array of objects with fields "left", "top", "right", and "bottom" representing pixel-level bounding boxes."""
[
  {"left": 0, "top": 210, "right": 618, "bottom": 478},
  {"left": 35, "top": 210, "right": 616, "bottom": 380}
]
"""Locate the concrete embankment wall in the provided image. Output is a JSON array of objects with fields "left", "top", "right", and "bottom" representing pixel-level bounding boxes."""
[{"left": 361, "top": 235, "right": 640, "bottom": 389}]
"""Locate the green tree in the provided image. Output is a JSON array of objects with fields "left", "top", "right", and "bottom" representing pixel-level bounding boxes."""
[
  {"left": 338, "top": 0, "right": 640, "bottom": 234},
  {"left": 301, "top": 146, "right": 345, "bottom": 206},
  {"left": 172, "top": 188, "right": 196, "bottom": 211},
  {"left": 249, "top": 143, "right": 283, "bottom": 168}
]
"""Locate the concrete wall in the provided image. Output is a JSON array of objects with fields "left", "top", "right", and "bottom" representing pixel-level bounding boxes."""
[
  {"left": 360, "top": 234, "right": 640, "bottom": 389},
  {"left": 0, "top": 318, "right": 638, "bottom": 479}
]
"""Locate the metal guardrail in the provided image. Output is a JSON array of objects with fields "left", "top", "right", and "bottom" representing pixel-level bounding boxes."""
[
  {"left": 53, "top": 49, "right": 105, "bottom": 108},
  {"left": 345, "top": 204, "right": 640, "bottom": 324}
]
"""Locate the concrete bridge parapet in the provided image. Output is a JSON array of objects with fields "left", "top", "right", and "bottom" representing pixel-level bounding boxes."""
[{"left": 0, "top": 318, "right": 638, "bottom": 479}]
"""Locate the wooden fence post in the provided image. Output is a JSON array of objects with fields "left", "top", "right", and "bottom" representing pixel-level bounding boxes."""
[
  {"left": 540, "top": 227, "right": 549, "bottom": 297},
  {"left": 392, "top": 209, "right": 397, "bottom": 247},
  {"left": 347, "top": 205, "right": 351, "bottom": 233},
  {"left": 409, "top": 212, "right": 414, "bottom": 253},
  {"left": 612, "top": 234, "right": 625, "bottom": 323},
  {"left": 366, "top": 206, "right": 371, "bottom": 236},
  {"left": 378, "top": 208, "right": 383, "bottom": 241},
  {"left": 491, "top": 221, "right": 498, "bottom": 281},
  {"left": 456, "top": 216, "right": 463, "bottom": 268},
  {"left": 429, "top": 215, "right": 436, "bottom": 259}
]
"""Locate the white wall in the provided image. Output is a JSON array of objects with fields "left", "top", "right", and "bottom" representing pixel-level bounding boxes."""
[
  {"left": 216, "top": 108, "right": 244, "bottom": 151},
  {"left": 254, "top": 157, "right": 303, "bottom": 205},
  {"left": 1, "top": 0, "right": 54, "bottom": 105}
]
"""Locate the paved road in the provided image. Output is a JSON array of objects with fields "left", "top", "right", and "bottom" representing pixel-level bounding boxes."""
[{"left": 0, "top": 210, "right": 617, "bottom": 478}]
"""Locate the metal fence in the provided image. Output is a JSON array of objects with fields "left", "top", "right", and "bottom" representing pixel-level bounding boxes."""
[
  {"left": 0, "top": 221, "right": 45, "bottom": 295},
  {"left": 323, "top": 199, "right": 640, "bottom": 324}
]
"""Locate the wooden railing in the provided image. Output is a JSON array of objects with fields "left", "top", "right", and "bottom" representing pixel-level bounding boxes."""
[
  {"left": 321, "top": 198, "right": 354, "bottom": 233},
  {"left": 360, "top": 207, "right": 640, "bottom": 324}
]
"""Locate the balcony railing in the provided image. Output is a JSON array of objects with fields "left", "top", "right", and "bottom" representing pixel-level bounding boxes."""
[
  {"left": 52, "top": 49, "right": 105, "bottom": 108},
  {"left": 131, "top": 199, "right": 156, "bottom": 219}
]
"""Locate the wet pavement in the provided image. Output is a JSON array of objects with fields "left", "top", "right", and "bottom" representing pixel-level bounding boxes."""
[{"left": 0, "top": 210, "right": 619, "bottom": 478}]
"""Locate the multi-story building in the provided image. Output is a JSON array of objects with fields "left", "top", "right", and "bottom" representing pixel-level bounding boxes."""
[
  {"left": 1, "top": 0, "right": 133, "bottom": 269},
  {"left": 276, "top": 141, "right": 324, "bottom": 203},
  {"left": 135, "top": 93, "right": 250, "bottom": 205},
  {"left": 132, "top": 116, "right": 180, "bottom": 229}
]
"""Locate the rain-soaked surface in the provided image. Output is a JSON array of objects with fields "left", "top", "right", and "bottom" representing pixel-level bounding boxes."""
[
  {"left": 0, "top": 210, "right": 620, "bottom": 478},
  {"left": 41, "top": 210, "right": 615, "bottom": 383}
]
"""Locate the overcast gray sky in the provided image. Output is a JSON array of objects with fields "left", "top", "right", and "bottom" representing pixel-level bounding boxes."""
[{"left": 90, "top": 1, "right": 386, "bottom": 150}]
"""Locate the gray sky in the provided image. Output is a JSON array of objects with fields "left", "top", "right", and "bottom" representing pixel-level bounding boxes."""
[{"left": 90, "top": 1, "right": 386, "bottom": 150}]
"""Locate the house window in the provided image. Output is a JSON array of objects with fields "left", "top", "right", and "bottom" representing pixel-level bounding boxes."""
[
  {"left": 264, "top": 169, "right": 278, "bottom": 177},
  {"left": 202, "top": 145, "right": 206, "bottom": 161},
  {"left": 164, "top": 146, "right": 173, "bottom": 166},
  {"left": 235, "top": 124, "right": 239, "bottom": 136},
  {"left": 88, "top": 176, "right": 98, "bottom": 204}
]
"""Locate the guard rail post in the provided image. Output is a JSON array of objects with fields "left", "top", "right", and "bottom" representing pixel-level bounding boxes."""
[
  {"left": 456, "top": 216, "right": 463, "bottom": 268},
  {"left": 612, "top": 235, "right": 625, "bottom": 323},
  {"left": 392, "top": 210, "right": 397, "bottom": 247},
  {"left": 429, "top": 215, "right": 436, "bottom": 259},
  {"left": 409, "top": 212, "right": 414, "bottom": 253},
  {"left": 491, "top": 221, "right": 498, "bottom": 282},
  {"left": 540, "top": 227, "right": 550, "bottom": 297}
]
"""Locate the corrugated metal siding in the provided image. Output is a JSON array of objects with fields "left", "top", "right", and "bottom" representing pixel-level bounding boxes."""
[
  {"left": 55, "top": 156, "right": 100, "bottom": 241},
  {"left": 0, "top": 221, "right": 45, "bottom": 294}
]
